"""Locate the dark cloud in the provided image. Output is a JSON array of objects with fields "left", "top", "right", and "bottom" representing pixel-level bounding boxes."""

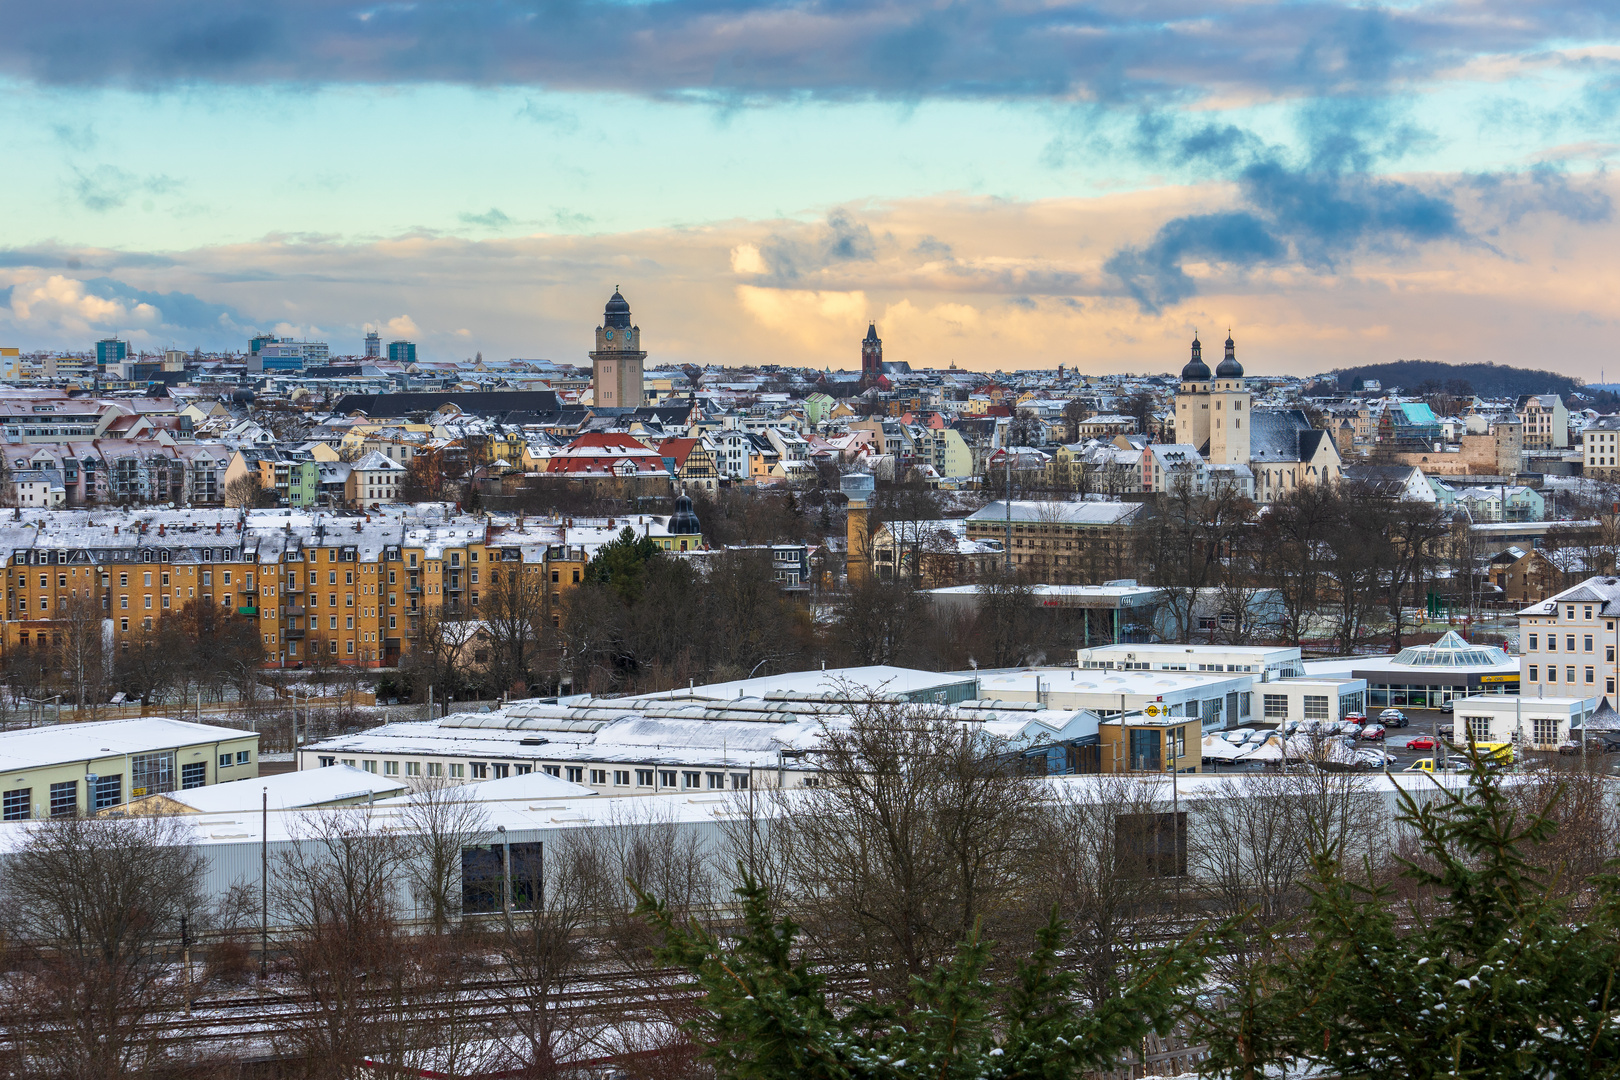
[
  {"left": 1103, "top": 94, "right": 1471, "bottom": 311},
  {"left": 758, "top": 209, "right": 877, "bottom": 282},
  {"left": 0, "top": 247, "right": 176, "bottom": 270},
  {"left": 80, "top": 277, "right": 251, "bottom": 330},
  {"left": 1105, "top": 212, "right": 1285, "bottom": 311},
  {"left": 1, "top": 1, "right": 1615, "bottom": 101}
]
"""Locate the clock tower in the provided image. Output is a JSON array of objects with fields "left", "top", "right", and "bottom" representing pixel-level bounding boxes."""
[{"left": 590, "top": 288, "right": 646, "bottom": 408}]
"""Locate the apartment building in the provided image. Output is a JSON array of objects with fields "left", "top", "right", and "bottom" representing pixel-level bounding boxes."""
[{"left": 1517, "top": 576, "right": 1620, "bottom": 699}]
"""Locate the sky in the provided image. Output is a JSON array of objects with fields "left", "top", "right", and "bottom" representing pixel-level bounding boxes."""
[{"left": 1, "top": 1, "right": 1618, "bottom": 377}]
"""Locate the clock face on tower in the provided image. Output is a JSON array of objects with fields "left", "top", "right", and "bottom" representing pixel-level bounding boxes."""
[{"left": 605, "top": 330, "right": 614, "bottom": 341}]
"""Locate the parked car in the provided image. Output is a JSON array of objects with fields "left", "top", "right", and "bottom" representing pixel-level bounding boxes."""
[
  {"left": 1360, "top": 724, "right": 1387, "bottom": 741},
  {"left": 1406, "top": 735, "right": 1438, "bottom": 751},
  {"left": 1355, "top": 749, "right": 1396, "bottom": 767},
  {"left": 1405, "top": 758, "right": 1467, "bottom": 774},
  {"left": 1223, "top": 728, "right": 1255, "bottom": 743},
  {"left": 1559, "top": 736, "right": 1620, "bottom": 756},
  {"left": 1380, "top": 709, "right": 1409, "bottom": 727},
  {"left": 1244, "top": 729, "right": 1271, "bottom": 744},
  {"left": 1338, "top": 720, "right": 1364, "bottom": 737},
  {"left": 1439, "top": 701, "right": 1454, "bottom": 714}
]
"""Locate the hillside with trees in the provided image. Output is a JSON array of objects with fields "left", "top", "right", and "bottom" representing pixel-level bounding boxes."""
[{"left": 1331, "top": 359, "right": 1583, "bottom": 399}]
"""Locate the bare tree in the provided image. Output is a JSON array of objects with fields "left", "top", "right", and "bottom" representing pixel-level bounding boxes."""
[
  {"left": 783, "top": 697, "right": 1039, "bottom": 990},
  {"left": 56, "top": 590, "right": 108, "bottom": 712},
  {"left": 0, "top": 814, "right": 205, "bottom": 1080},
  {"left": 396, "top": 779, "right": 491, "bottom": 933},
  {"left": 1036, "top": 775, "right": 1178, "bottom": 1006},
  {"left": 222, "top": 471, "right": 266, "bottom": 510},
  {"left": 271, "top": 807, "right": 406, "bottom": 1079}
]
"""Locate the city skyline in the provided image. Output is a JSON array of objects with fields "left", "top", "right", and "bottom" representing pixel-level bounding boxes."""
[{"left": 1, "top": 1, "right": 1617, "bottom": 374}]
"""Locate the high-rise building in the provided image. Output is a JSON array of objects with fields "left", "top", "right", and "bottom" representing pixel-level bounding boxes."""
[
  {"left": 96, "top": 338, "right": 128, "bottom": 369},
  {"left": 365, "top": 330, "right": 381, "bottom": 359},
  {"left": 387, "top": 341, "right": 417, "bottom": 365},
  {"left": 589, "top": 289, "right": 646, "bottom": 408}
]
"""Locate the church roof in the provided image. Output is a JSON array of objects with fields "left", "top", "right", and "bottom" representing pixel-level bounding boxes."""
[
  {"left": 1247, "top": 410, "right": 1331, "bottom": 464},
  {"left": 864, "top": 323, "right": 880, "bottom": 344}
]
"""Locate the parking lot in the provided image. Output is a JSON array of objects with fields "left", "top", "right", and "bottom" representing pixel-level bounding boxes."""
[{"left": 1204, "top": 707, "right": 1620, "bottom": 775}]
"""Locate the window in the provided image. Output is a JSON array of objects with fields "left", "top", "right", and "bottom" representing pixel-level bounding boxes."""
[
  {"left": 1263, "top": 694, "right": 1288, "bottom": 718},
  {"left": 590, "top": 769, "right": 607, "bottom": 785},
  {"left": 1586, "top": 636, "right": 1594, "bottom": 652},
  {"left": 1549, "top": 636, "right": 1558, "bottom": 652},
  {"left": 461, "top": 840, "right": 543, "bottom": 914},
  {"left": 219, "top": 753, "right": 233, "bottom": 768},
  {"left": 236, "top": 750, "right": 251, "bottom": 765},
  {"left": 1569, "top": 666, "right": 1577, "bottom": 683},
  {"left": 49, "top": 780, "right": 78, "bottom": 818},
  {"left": 566, "top": 766, "right": 583, "bottom": 783},
  {"left": 1588, "top": 667, "right": 1597, "bottom": 684},
  {"left": 363, "top": 760, "right": 378, "bottom": 773},
  {"left": 1466, "top": 716, "right": 1491, "bottom": 741},
  {"left": 3, "top": 788, "right": 31, "bottom": 821},
  {"left": 1529, "top": 634, "right": 1538, "bottom": 650},
  {"left": 471, "top": 763, "right": 488, "bottom": 779},
  {"left": 1127, "top": 729, "right": 1161, "bottom": 770},
  {"left": 493, "top": 764, "right": 510, "bottom": 779},
  {"left": 181, "top": 762, "right": 207, "bottom": 789},
  {"left": 707, "top": 772, "right": 725, "bottom": 789},
  {"left": 427, "top": 762, "right": 444, "bottom": 777},
  {"left": 683, "top": 771, "right": 701, "bottom": 789},
  {"left": 1303, "top": 695, "right": 1330, "bottom": 720},
  {"left": 731, "top": 773, "right": 750, "bottom": 790},
  {"left": 130, "top": 751, "right": 175, "bottom": 797},
  {"left": 450, "top": 764, "right": 465, "bottom": 778},
  {"left": 636, "top": 769, "right": 654, "bottom": 786},
  {"left": 659, "top": 770, "right": 677, "bottom": 787},
  {"left": 93, "top": 774, "right": 121, "bottom": 810},
  {"left": 1115, "top": 812, "right": 1187, "bottom": 877},
  {"left": 1533, "top": 718, "right": 1560, "bottom": 747},
  {"left": 613, "top": 770, "right": 630, "bottom": 786},
  {"left": 1530, "top": 665, "right": 1539, "bottom": 681},
  {"left": 1568, "top": 635, "right": 1577, "bottom": 651},
  {"left": 384, "top": 761, "right": 400, "bottom": 775},
  {"left": 406, "top": 762, "right": 421, "bottom": 776}
]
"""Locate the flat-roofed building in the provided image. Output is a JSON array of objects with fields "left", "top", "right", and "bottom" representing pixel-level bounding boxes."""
[{"left": 0, "top": 716, "right": 259, "bottom": 820}]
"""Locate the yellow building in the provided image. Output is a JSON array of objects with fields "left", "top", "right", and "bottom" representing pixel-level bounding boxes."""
[{"left": 0, "top": 716, "right": 259, "bottom": 819}]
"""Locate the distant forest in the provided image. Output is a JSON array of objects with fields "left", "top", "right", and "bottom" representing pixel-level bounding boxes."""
[{"left": 1329, "top": 360, "right": 1583, "bottom": 400}]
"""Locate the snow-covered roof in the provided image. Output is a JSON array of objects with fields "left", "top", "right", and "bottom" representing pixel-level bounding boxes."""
[
  {"left": 150, "top": 764, "right": 406, "bottom": 814},
  {"left": 0, "top": 716, "right": 257, "bottom": 774}
]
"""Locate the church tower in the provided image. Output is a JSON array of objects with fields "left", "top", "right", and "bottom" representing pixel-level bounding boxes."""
[
  {"left": 1174, "top": 335, "right": 1212, "bottom": 451},
  {"left": 860, "top": 323, "right": 882, "bottom": 386},
  {"left": 589, "top": 288, "right": 647, "bottom": 408},
  {"left": 1207, "top": 332, "right": 1250, "bottom": 466}
]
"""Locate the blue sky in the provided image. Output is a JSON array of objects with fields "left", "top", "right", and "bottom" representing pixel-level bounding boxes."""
[{"left": 2, "top": 1, "right": 1618, "bottom": 374}]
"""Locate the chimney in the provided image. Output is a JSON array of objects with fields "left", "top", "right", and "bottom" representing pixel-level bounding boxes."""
[
  {"left": 113, "top": 524, "right": 118, "bottom": 534},
  {"left": 216, "top": 522, "right": 221, "bottom": 534}
]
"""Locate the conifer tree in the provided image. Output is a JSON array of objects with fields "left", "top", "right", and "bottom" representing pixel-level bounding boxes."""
[
  {"left": 636, "top": 873, "right": 1207, "bottom": 1080},
  {"left": 1204, "top": 753, "right": 1620, "bottom": 1079}
]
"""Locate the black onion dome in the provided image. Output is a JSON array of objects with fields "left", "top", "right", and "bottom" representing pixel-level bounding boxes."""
[
  {"left": 670, "top": 493, "right": 702, "bottom": 535},
  {"left": 1180, "top": 336, "right": 1210, "bottom": 381},
  {"left": 1215, "top": 333, "right": 1243, "bottom": 378},
  {"left": 604, "top": 289, "right": 632, "bottom": 329}
]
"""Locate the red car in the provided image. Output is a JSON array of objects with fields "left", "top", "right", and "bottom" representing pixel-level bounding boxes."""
[{"left": 1406, "top": 735, "right": 1437, "bottom": 751}]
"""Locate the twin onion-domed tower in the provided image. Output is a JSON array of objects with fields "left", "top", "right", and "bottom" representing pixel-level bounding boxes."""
[
  {"left": 589, "top": 288, "right": 646, "bottom": 408},
  {"left": 1174, "top": 332, "right": 1250, "bottom": 466}
]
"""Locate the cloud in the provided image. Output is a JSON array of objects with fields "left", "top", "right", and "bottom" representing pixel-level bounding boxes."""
[
  {"left": 2, "top": 274, "right": 254, "bottom": 344},
  {"left": 4, "top": 177, "right": 1620, "bottom": 374},
  {"left": 756, "top": 209, "right": 878, "bottom": 283},
  {"left": 69, "top": 165, "right": 180, "bottom": 212},
  {"left": 459, "top": 207, "right": 513, "bottom": 229},
  {"left": 1470, "top": 167, "right": 1614, "bottom": 227},
  {"left": 384, "top": 315, "right": 419, "bottom": 338},
  {"left": 4, "top": 0, "right": 1616, "bottom": 104}
]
